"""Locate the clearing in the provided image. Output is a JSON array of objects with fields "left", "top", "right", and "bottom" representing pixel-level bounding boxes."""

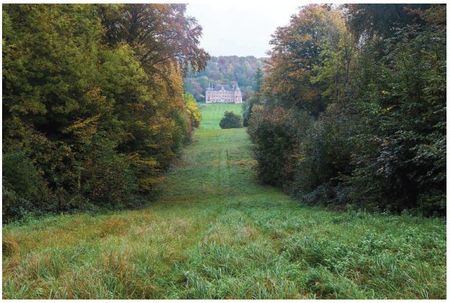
[{"left": 2, "top": 104, "right": 446, "bottom": 299}]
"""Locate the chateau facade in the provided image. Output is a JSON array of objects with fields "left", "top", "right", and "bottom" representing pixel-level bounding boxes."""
[{"left": 205, "top": 83, "right": 242, "bottom": 104}]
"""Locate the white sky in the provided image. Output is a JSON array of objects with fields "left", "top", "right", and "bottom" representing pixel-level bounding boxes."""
[{"left": 186, "top": 1, "right": 302, "bottom": 58}]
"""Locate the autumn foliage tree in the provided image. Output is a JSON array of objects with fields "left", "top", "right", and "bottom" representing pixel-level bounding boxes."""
[
  {"left": 248, "top": 4, "right": 446, "bottom": 215},
  {"left": 264, "top": 5, "right": 346, "bottom": 117},
  {"left": 3, "top": 4, "right": 207, "bottom": 221}
]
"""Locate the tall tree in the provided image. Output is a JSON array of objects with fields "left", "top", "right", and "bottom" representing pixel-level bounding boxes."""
[
  {"left": 3, "top": 4, "right": 208, "bottom": 221},
  {"left": 248, "top": 4, "right": 446, "bottom": 215},
  {"left": 264, "top": 5, "right": 346, "bottom": 116}
]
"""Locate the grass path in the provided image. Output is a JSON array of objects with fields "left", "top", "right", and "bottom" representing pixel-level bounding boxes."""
[{"left": 2, "top": 104, "right": 446, "bottom": 299}]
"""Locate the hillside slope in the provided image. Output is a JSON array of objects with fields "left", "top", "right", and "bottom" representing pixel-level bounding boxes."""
[
  {"left": 184, "top": 56, "right": 264, "bottom": 101},
  {"left": 2, "top": 104, "right": 445, "bottom": 299}
]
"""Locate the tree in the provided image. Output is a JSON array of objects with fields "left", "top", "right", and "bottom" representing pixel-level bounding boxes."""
[
  {"left": 264, "top": 5, "right": 346, "bottom": 116},
  {"left": 248, "top": 4, "right": 446, "bottom": 215},
  {"left": 347, "top": 5, "right": 446, "bottom": 214},
  {"left": 100, "top": 4, "right": 209, "bottom": 74},
  {"left": 3, "top": 4, "right": 208, "bottom": 221},
  {"left": 184, "top": 93, "right": 202, "bottom": 129},
  {"left": 345, "top": 4, "right": 432, "bottom": 41},
  {"left": 219, "top": 112, "right": 243, "bottom": 129},
  {"left": 243, "top": 67, "right": 265, "bottom": 126}
]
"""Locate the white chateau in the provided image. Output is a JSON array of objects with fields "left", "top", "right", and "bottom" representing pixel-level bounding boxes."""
[{"left": 205, "top": 82, "right": 242, "bottom": 104}]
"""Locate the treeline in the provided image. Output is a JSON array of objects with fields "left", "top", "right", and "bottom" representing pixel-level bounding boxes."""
[
  {"left": 3, "top": 4, "right": 207, "bottom": 222},
  {"left": 184, "top": 56, "right": 264, "bottom": 101},
  {"left": 248, "top": 4, "right": 445, "bottom": 216}
]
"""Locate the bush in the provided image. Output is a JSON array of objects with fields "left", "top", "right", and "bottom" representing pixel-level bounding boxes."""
[
  {"left": 248, "top": 106, "right": 312, "bottom": 187},
  {"left": 219, "top": 111, "right": 243, "bottom": 129},
  {"left": 81, "top": 137, "right": 141, "bottom": 209},
  {"left": 3, "top": 150, "right": 53, "bottom": 222},
  {"left": 184, "top": 93, "right": 202, "bottom": 129},
  {"left": 290, "top": 105, "right": 355, "bottom": 205},
  {"left": 247, "top": 106, "right": 293, "bottom": 186},
  {"left": 242, "top": 98, "right": 255, "bottom": 127}
]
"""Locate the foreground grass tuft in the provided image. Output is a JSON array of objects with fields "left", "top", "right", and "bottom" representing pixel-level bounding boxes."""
[{"left": 2, "top": 104, "right": 446, "bottom": 299}]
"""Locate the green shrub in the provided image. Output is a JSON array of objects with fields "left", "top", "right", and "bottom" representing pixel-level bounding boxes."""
[
  {"left": 219, "top": 111, "right": 243, "bottom": 129},
  {"left": 291, "top": 105, "right": 355, "bottom": 206},
  {"left": 247, "top": 106, "right": 293, "bottom": 186},
  {"left": 248, "top": 106, "right": 312, "bottom": 187},
  {"left": 184, "top": 93, "right": 202, "bottom": 129},
  {"left": 242, "top": 97, "right": 262, "bottom": 127},
  {"left": 3, "top": 151, "right": 53, "bottom": 222},
  {"left": 242, "top": 100, "right": 253, "bottom": 127},
  {"left": 81, "top": 138, "right": 141, "bottom": 209}
]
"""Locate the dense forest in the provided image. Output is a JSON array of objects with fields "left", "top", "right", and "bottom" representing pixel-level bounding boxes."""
[
  {"left": 247, "top": 4, "right": 446, "bottom": 216},
  {"left": 184, "top": 56, "right": 264, "bottom": 101},
  {"left": 3, "top": 4, "right": 207, "bottom": 222}
]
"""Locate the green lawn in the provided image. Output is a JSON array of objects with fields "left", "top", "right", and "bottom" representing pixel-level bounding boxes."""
[{"left": 2, "top": 104, "right": 446, "bottom": 299}]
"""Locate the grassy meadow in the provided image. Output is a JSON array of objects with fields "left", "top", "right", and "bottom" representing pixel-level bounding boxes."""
[{"left": 2, "top": 104, "right": 446, "bottom": 299}]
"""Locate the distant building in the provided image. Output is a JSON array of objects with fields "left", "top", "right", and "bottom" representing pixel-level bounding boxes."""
[{"left": 205, "top": 82, "right": 242, "bottom": 104}]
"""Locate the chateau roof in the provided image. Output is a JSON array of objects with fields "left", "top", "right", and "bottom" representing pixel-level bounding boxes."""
[{"left": 206, "top": 83, "right": 240, "bottom": 91}]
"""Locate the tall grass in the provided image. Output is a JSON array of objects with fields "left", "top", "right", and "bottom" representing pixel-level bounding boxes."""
[{"left": 2, "top": 104, "right": 446, "bottom": 299}]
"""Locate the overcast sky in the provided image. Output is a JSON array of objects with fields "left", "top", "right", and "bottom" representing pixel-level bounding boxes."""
[{"left": 186, "top": 1, "right": 302, "bottom": 58}]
